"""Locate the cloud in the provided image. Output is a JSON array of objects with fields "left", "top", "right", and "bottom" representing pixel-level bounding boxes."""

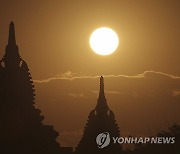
[
  {"left": 68, "top": 93, "right": 84, "bottom": 98},
  {"left": 33, "top": 70, "right": 180, "bottom": 84},
  {"left": 92, "top": 90, "right": 123, "bottom": 95},
  {"left": 172, "top": 89, "right": 180, "bottom": 96},
  {"left": 106, "top": 90, "right": 123, "bottom": 95}
]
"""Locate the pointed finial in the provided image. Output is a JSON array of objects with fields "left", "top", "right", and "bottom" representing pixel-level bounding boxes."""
[
  {"left": 8, "top": 21, "right": 16, "bottom": 45},
  {"left": 99, "top": 76, "right": 105, "bottom": 96},
  {"left": 95, "top": 76, "right": 109, "bottom": 114}
]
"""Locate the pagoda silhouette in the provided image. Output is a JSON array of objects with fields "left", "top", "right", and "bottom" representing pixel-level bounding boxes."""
[
  {"left": 0, "top": 22, "right": 63, "bottom": 154},
  {"left": 75, "top": 76, "right": 122, "bottom": 154}
]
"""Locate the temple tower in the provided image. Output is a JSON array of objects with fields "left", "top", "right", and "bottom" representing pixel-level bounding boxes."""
[
  {"left": 0, "top": 22, "right": 61, "bottom": 154},
  {"left": 75, "top": 76, "right": 122, "bottom": 154}
]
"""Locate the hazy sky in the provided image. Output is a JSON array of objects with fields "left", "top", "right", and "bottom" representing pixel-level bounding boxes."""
[{"left": 0, "top": 0, "right": 180, "bottom": 147}]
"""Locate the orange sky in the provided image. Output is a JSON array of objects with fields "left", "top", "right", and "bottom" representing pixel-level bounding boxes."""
[{"left": 0, "top": 0, "right": 180, "bottom": 147}]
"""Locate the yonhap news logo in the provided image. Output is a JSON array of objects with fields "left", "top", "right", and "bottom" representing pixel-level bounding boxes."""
[
  {"left": 96, "top": 132, "right": 175, "bottom": 149},
  {"left": 96, "top": 132, "right": 111, "bottom": 149}
]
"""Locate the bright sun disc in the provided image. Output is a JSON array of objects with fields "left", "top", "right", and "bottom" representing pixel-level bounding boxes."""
[{"left": 89, "top": 27, "right": 119, "bottom": 55}]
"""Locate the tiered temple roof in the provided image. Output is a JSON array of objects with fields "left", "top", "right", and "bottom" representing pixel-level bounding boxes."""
[
  {"left": 0, "top": 22, "right": 61, "bottom": 154},
  {"left": 75, "top": 76, "right": 122, "bottom": 154}
]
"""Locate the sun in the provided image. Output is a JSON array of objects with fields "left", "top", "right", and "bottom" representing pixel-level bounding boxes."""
[{"left": 89, "top": 27, "right": 119, "bottom": 55}]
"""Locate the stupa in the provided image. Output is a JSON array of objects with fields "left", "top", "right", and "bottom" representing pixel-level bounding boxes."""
[
  {"left": 75, "top": 76, "right": 122, "bottom": 154},
  {"left": 0, "top": 22, "right": 61, "bottom": 154}
]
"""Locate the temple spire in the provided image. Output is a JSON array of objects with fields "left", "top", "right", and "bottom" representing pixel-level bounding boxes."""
[
  {"left": 95, "top": 76, "right": 109, "bottom": 114},
  {"left": 99, "top": 76, "right": 105, "bottom": 97},
  {"left": 3, "top": 22, "right": 20, "bottom": 68},
  {"left": 8, "top": 21, "right": 16, "bottom": 45},
  {"left": 76, "top": 76, "right": 122, "bottom": 153}
]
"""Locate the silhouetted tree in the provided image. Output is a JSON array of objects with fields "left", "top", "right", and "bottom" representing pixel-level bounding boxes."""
[{"left": 127, "top": 123, "right": 180, "bottom": 154}]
